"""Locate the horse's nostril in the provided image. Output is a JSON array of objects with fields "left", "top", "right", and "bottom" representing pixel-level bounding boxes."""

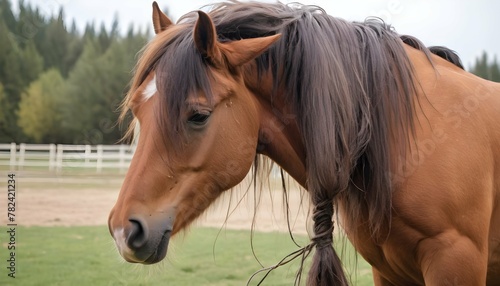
[
  {"left": 127, "top": 218, "right": 148, "bottom": 250},
  {"left": 113, "top": 212, "right": 175, "bottom": 263}
]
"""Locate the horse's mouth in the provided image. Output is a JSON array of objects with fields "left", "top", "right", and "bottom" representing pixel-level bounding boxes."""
[{"left": 142, "top": 230, "right": 171, "bottom": 264}]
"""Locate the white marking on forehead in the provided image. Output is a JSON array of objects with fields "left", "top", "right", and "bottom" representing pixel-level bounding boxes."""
[{"left": 142, "top": 75, "right": 157, "bottom": 101}]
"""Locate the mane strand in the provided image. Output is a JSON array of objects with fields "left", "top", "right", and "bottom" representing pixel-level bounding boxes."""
[{"left": 208, "top": 0, "right": 424, "bottom": 238}]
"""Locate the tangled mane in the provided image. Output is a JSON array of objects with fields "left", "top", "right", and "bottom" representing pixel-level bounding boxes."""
[{"left": 120, "top": 1, "right": 462, "bottom": 285}]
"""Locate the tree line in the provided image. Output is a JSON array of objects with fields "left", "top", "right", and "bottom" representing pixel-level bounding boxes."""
[
  {"left": 0, "top": 0, "right": 149, "bottom": 144},
  {"left": 0, "top": 0, "right": 498, "bottom": 144}
]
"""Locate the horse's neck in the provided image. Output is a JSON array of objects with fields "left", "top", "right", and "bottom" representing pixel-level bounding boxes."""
[
  {"left": 256, "top": 95, "right": 307, "bottom": 187},
  {"left": 244, "top": 65, "right": 308, "bottom": 187}
]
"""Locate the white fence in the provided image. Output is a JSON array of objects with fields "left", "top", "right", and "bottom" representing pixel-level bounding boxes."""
[{"left": 0, "top": 143, "right": 135, "bottom": 173}]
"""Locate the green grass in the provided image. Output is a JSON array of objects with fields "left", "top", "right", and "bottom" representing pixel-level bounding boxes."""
[{"left": 0, "top": 226, "right": 372, "bottom": 286}]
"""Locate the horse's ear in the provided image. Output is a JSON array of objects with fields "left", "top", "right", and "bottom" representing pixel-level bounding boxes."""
[
  {"left": 193, "top": 11, "right": 222, "bottom": 63},
  {"left": 152, "top": 1, "right": 173, "bottom": 34},
  {"left": 219, "top": 34, "right": 281, "bottom": 67}
]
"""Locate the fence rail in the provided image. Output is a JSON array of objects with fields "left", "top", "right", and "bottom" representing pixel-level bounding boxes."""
[{"left": 0, "top": 143, "right": 135, "bottom": 173}]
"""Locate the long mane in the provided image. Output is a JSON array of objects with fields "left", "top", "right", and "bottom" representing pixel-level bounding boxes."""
[
  {"left": 122, "top": 0, "right": 433, "bottom": 241},
  {"left": 207, "top": 2, "right": 427, "bottom": 237}
]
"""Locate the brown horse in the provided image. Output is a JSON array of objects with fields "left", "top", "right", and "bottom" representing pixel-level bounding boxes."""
[{"left": 108, "top": 1, "right": 500, "bottom": 285}]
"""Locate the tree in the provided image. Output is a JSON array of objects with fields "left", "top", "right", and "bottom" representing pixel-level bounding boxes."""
[
  {"left": 0, "top": 17, "right": 22, "bottom": 100},
  {"left": 0, "top": 83, "right": 13, "bottom": 142},
  {"left": 60, "top": 39, "right": 101, "bottom": 143},
  {"left": 0, "top": 0, "right": 16, "bottom": 32},
  {"left": 64, "top": 31, "right": 84, "bottom": 76},
  {"left": 15, "top": 0, "right": 46, "bottom": 49},
  {"left": 470, "top": 51, "right": 500, "bottom": 82},
  {"left": 36, "top": 8, "right": 71, "bottom": 75},
  {"left": 490, "top": 57, "right": 500, "bottom": 82},
  {"left": 0, "top": 16, "right": 25, "bottom": 142},
  {"left": 19, "top": 41, "right": 44, "bottom": 87},
  {"left": 17, "top": 69, "right": 65, "bottom": 143},
  {"left": 61, "top": 32, "right": 147, "bottom": 144}
]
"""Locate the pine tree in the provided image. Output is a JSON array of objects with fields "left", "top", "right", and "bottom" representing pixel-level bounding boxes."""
[
  {"left": 0, "top": 0, "right": 16, "bottom": 32},
  {"left": 0, "top": 17, "right": 22, "bottom": 99},
  {"left": 19, "top": 41, "right": 44, "bottom": 86},
  {"left": 0, "top": 83, "right": 13, "bottom": 142},
  {"left": 14, "top": 0, "right": 46, "bottom": 48},
  {"left": 83, "top": 22, "right": 96, "bottom": 42},
  {"left": 471, "top": 52, "right": 489, "bottom": 79},
  {"left": 490, "top": 57, "right": 500, "bottom": 82},
  {"left": 0, "top": 15, "right": 25, "bottom": 142},
  {"left": 470, "top": 51, "right": 500, "bottom": 83},
  {"left": 97, "top": 23, "right": 112, "bottom": 52},
  {"left": 37, "top": 8, "right": 71, "bottom": 74}
]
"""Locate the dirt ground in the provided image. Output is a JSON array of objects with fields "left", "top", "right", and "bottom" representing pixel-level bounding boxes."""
[{"left": 1, "top": 178, "right": 313, "bottom": 236}]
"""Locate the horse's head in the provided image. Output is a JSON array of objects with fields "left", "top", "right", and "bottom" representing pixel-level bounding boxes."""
[{"left": 108, "top": 2, "right": 280, "bottom": 264}]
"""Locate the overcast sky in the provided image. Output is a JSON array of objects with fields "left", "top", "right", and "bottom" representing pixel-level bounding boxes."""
[{"left": 12, "top": 0, "right": 500, "bottom": 67}]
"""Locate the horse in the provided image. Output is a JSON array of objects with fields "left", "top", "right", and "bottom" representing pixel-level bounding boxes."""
[{"left": 108, "top": 1, "right": 500, "bottom": 285}]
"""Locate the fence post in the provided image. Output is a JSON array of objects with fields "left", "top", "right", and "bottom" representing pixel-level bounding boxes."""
[
  {"left": 48, "top": 144, "right": 56, "bottom": 171},
  {"left": 19, "top": 143, "right": 26, "bottom": 171},
  {"left": 9, "top": 143, "right": 16, "bottom": 171},
  {"left": 56, "top": 144, "right": 63, "bottom": 174},
  {"left": 96, "top": 145, "right": 103, "bottom": 174},
  {"left": 85, "top": 145, "right": 91, "bottom": 168}
]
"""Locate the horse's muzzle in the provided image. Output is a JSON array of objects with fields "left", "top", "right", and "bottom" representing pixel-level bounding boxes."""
[{"left": 110, "top": 211, "right": 174, "bottom": 264}]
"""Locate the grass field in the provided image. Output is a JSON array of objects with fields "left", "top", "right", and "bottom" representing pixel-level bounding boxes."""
[
  {"left": 0, "top": 226, "right": 373, "bottom": 286},
  {"left": 0, "top": 166, "right": 373, "bottom": 285}
]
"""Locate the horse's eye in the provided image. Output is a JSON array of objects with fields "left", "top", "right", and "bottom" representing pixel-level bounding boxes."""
[{"left": 187, "top": 111, "right": 211, "bottom": 127}]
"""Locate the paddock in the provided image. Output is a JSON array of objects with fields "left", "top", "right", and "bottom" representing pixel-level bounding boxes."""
[{"left": 0, "top": 167, "right": 372, "bottom": 285}]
